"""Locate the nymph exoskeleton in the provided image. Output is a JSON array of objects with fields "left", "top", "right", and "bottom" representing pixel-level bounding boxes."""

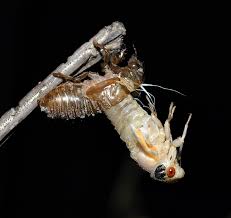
[{"left": 38, "top": 40, "right": 192, "bottom": 182}]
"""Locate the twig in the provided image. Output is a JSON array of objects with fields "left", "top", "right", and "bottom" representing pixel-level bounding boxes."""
[{"left": 0, "top": 21, "right": 126, "bottom": 144}]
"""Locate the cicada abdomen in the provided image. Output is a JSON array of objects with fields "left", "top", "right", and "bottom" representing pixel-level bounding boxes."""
[
  {"left": 38, "top": 73, "right": 131, "bottom": 119},
  {"left": 38, "top": 81, "right": 101, "bottom": 119}
]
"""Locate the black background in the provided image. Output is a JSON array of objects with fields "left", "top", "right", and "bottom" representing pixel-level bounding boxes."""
[{"left": 0, "top": 2, "right": 229, "bottom": 218}]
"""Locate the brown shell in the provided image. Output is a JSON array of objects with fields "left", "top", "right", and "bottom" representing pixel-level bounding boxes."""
[
  {"left": 39, "top": 82, "right": 102, "bottom": 119},
  {"left": 38, "top": 52, "right": 143, "bottom": 120},
  {"left": 38, "top": 78, "right": 129, "bottom": 119},
  {"left": 85, "top": 78, "right": 130, "bottom": 109}
]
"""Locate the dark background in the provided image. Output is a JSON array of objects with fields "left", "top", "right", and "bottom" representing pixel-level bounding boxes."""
[{"left": 0, "top": 2, "right": 229, "bottom": 218}]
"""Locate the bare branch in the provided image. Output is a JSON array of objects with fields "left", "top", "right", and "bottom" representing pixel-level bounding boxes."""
[{"left": 0, "top": 21, "right": 126, "bottom": 144}]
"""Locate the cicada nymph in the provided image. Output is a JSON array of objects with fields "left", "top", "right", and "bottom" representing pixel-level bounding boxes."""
[{"left": 38, "top": 41, "right": 192, "bottom": 183}]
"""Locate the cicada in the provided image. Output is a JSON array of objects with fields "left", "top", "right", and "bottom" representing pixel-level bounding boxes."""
[{"left": 38, "top": 41, "right": 192, "bottom": 183}]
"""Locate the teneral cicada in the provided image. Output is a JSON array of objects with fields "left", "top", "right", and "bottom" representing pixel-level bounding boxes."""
[{"left": 38, "top": 41, "right": 192, "bottom": 183}]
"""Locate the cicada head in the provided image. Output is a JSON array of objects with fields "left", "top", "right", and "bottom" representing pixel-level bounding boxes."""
[{"left": 150, "top": 146, "right": 185, "bottom": 183}]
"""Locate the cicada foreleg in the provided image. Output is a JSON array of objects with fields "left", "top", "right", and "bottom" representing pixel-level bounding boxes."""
[
  {"left": 164, "top": 102, "right": 176, "bottom": 142},
  {"left": 93, "top": 40, "right": 126, "bottom": 72},
  {"left": 93, "top": 41, "right": 111, "bottom": 66},
  {"left": 52, "top": 72, "right": 89, "bottom": 84},
  {"left": 172, "top": 113, "right": 192, "bottom": 148}
]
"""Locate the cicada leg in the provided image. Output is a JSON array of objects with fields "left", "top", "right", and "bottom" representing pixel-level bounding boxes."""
[
  {"left": 52, "top": 72, "right": 89, "bottom": 83},
  {"left": 172, "top": 113, "right": 192, "bottom": 148},
  {"left": 164, "top": 102, "right": 176, "bottom": 142},
  {"left": 172, "top": 113, "right": 192, "bottom": 162},
  {"left": 93, "top": 40, "right": 111, "bottom": 66},
  {"left": 93, "top": 40, "right": 125, "bottom": 72}
]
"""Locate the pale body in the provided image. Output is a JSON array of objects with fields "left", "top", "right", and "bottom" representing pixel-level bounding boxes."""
[
  {"left": 106, "top": 95, "right": 162, "bottom": 173},
  {"left": 106, "top": 94, "right": 191, "bottom": 181}
]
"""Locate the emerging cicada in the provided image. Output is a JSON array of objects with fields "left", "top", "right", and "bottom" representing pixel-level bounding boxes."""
[{"left": 38, "top": 41, "right": 192, "bottom": 183}]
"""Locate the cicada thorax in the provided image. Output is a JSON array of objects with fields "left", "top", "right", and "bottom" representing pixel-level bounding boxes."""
[
  {"left": 85, "top": 77, "right": 130, "bottom": 109},
  {"left": 38, "top": 73, "right": 130, "bottom": 119}
]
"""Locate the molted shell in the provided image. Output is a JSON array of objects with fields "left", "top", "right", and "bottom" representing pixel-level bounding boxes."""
[
  {"left": 39, "top": 76, "right": 130, "bottom": 120},
  {"left": 39, "top": 82, "right": 101, "bottom": 119}
]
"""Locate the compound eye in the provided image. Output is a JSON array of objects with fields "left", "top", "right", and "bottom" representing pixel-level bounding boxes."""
[{"left": 166, "top": 167, "right": 175, "bottom": 178}]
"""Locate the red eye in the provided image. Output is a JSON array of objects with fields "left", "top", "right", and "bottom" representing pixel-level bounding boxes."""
[{"left": 166, "top": 167, "right": 175, "bottom": 178}]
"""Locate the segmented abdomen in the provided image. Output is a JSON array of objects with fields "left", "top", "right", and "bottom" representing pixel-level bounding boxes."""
[
  {"left": 105, "top": 94, "right": 149, "bottom": 152},
  {"left": 39, "top": 82, "right": 101, "bottom": 119},
  {"left": 105, "top": 95, "right": 157, "bottom": 173},
  {"left": 39, "top": 75, "right": 130, "bottom": 119}
]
